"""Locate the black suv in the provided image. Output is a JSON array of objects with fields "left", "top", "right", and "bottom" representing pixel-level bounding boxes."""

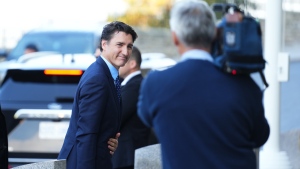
[
  {"left": 0, "top": 52, "right": 96, "bottom": 167},
  {"left": 0, "top": 25, "right": 104, "bottom": 167}
]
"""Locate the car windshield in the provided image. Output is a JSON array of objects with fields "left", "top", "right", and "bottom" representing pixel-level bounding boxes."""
[{"left": 7, "top": 31, "right": 96, "bottom": 60}]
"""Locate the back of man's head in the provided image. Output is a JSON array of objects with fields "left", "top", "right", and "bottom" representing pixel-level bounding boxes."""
[
  {"left": 169, "top": 0, "right": 216, "bottom": 49},
  {"left": 24, "top": 43, "right": 38, "bottom": 54},
  {"left": 130, "top": 46, "right": 142, "bottom": 69}
]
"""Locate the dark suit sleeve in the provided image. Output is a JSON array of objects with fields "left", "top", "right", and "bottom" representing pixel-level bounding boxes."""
[
  {"left": 75, "top": 76, "right": 108, "bottom": 168},
  {"left": 137, "top": 75, "right": 153, "bottom": 128},
  {"left": 120, "top": 82, "right": 140, "bottom": 128},
  {"left": 251, "top": 92, "right": 270, "bottom": 148}
]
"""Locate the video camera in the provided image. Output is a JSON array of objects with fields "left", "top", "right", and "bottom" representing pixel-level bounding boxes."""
[{"left": 210, "top": 3, "right": 268, "bottom": 88}]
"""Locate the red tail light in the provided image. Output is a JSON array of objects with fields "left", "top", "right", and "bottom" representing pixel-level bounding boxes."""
[{"left": 44, "top": 69, "right": 83, "bottom": 76}]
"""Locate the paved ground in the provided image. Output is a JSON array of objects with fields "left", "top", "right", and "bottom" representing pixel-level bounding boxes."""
[{"left": 281, "top": 130, "right": 300, "bottom": 169}]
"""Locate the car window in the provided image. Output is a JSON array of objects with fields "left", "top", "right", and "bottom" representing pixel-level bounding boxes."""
[{"left": 7, "top": 32, "right": 97, "bottom": 60}]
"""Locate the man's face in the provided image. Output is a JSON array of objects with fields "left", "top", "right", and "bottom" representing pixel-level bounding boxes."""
[
  {"left": 24, "top": 48, "right": 37, "bottom": 54},
  {"left": 101, "top": 31, "right": 133, "bottom": 69}
]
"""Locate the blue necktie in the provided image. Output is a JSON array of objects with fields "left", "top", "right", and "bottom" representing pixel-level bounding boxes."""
[{"left": 115, "top": 76, "right": 121, "bottom": 103}]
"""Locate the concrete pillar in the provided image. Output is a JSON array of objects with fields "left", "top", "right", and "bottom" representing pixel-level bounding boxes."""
[{"left": 259, "top": 0, "right": 291, "bottom": 168}]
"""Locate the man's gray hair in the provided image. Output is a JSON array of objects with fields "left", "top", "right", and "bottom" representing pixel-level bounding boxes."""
[{"left": 169, "top": 0, "right": 216, "bottom": 49}]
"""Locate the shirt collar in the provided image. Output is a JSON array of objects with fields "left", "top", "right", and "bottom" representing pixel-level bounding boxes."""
[
  {"left": 180, "top": 49, "right": 213, "bottom": 62},
  {"left": 101, "top": 55, "right": 119, "bottom": 80},
  {"left": 121, "top": 70, "right": 141, "bottom": 86}
]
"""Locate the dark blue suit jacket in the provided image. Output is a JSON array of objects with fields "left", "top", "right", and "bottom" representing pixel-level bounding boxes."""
[
  {"left": 138, "top": 58, "right": 270, "bottom": 169},
  {"left": 58, "top": 57, "right": 121, "bottom": 169}
]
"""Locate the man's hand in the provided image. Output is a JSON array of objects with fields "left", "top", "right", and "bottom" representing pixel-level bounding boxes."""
[{"left": 108, "top": 132, "right": 121, "bottom": 155}]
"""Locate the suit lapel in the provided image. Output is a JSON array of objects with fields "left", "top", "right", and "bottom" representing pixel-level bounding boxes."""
[{"left": 96, "top": 57, "right": 122, "bottom": 119}]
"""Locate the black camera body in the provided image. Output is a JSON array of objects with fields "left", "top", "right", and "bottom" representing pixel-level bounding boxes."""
[
  {"left": 212, "top": 3, "right": 242, "bottom": 15},
  {"left": 211, "top": 3, "right": 268, "bottom": 87}
]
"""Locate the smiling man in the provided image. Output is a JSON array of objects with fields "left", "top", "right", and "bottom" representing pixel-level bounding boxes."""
[{"left": 58, "top": 21, "right": 138, "bottom": 169}]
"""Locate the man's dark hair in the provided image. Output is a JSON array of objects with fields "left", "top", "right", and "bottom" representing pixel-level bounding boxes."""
[
  {"left": 131, "top": 46, "right": 142, "bottom": 68},
  {"left": 100, "top": 21, "right": 138, "bottom": 51},
  {"left": 25, "top": 43, "right": 39, "bottom": 52}
]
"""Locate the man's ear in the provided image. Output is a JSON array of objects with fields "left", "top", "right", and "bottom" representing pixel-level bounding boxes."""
[
  {"left": 129, "top": 60, "right": 137, "bottom": 69},
  {"left": 101, "top": 40, "right": 107, "bottom": 51},
  {"left": 171, "top": 31, "right": 179, "bottom": 46}
]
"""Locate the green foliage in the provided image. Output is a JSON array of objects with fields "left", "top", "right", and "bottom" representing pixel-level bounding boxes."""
[{"left": 107, "top": 0, "right": 172, "bottom": 28}]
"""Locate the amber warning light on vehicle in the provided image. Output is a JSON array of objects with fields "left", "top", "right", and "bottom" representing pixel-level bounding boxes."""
[{"left": 44, "top": 69, "right": 83, "bottom": 76}]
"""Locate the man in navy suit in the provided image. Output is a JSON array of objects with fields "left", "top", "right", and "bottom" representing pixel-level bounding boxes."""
[
  {"left": 58, "top": 21, "right": 138, "bottom": 169},
  {"left": 112, "top": 46, "right": 152, "bottom": 169},
  {"left": 137, "top": 1, "right": 270, "bottom": 169}
]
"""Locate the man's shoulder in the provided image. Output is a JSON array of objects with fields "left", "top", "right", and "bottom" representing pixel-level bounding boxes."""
[
  {"left": 80, "top": 63, "right": 110, "bottom": 85},
  {"left": 124, "top": 74, "right": 143, "bottom": 87},
  {"left": 131, "top": 74, "right": 143, "bottom": 81},
  {"left": 145, "top": 61, "right": 188, "bottom": 79}
]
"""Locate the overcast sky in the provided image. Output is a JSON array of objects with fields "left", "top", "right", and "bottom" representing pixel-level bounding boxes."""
[
  {"left": 0, "top": 0, "right": 127, "bottom": 48},
  {"left": 0, "top": 0, "right": 127, "bottom": 29}
]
